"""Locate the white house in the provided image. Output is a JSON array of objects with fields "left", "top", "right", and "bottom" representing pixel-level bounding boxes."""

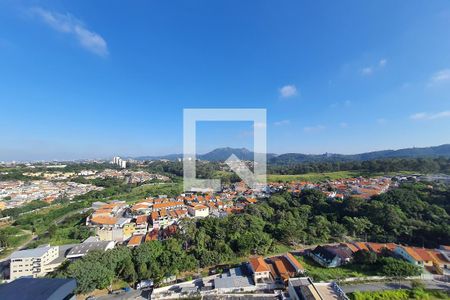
[{"left": 187, "top": 204, "right": 209, "bottom": 218}]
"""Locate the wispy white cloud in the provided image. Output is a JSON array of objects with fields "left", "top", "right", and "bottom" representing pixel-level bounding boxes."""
[
  {"left": 303, "top": 125, "right": 325, "bottom": 133},
  {"left": 361, "top": 58, "right": 387, "bottom": 76},
  {"left": 428, "top": 69, "right": 450, "bottom": 87},
  {"left": 30, "top": 7, "right": 108, "bottom": 57},
  {"left": 279, "top": 85, "right": 298, "bottom": 98},
  {"left": 361, "top": 67, "right": 373, "bottom": 76},
  {"left": 410, "top": 111, "right": 450, "bottom": 120},
  {"left": 274, "top": 120, "right": 290, "bottom": 126}
]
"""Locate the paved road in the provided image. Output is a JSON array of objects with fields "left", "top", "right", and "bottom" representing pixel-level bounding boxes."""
[
  {"left": 342, "top": 279, "right": 450, "bottom": 294},
  {"left": 93, "top": 289, "right": 151, "bottom": 300}
]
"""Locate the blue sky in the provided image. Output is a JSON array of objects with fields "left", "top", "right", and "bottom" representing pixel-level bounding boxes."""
[{"left": 1, "top": 1, "right": 450, "bottom": 161}]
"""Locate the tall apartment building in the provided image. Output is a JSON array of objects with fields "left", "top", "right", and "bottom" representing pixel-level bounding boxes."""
[
  {"left": 112, "top": 156, "right": 127, "bottom": 168},
  {"left": 10, "top": 246, "right": 61, "bottom": 280},
  {"left": 119, "top": 160, "right": 127, "bottom": 168}
]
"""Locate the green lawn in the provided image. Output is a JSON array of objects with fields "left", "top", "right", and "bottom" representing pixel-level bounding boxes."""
[
  {"left": 114, "top": 182, "right": 183, "bottom": 203},
  {"left": 295, "top": 255, "right": 377, "bottom": 281},
  {"left": 0, "top": 227, "right": 32, "bottom": 258},
  {"left": 349, "top": 289, "right": 450, "bottom": 300},
  {"left": 267, "top": 171, "right": 363, "bottom": 183},
  {"left": 266, "top": 170, "right": 418, "bottom": 183}
]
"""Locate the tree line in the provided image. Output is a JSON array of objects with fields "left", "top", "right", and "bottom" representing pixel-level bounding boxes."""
[{"left": 268, "top": 157, "right": 450, "bottom": 175}]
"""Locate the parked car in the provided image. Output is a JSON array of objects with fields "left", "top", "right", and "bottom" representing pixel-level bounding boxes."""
[{"left": 137, "top": 280, "right": 154, "bottom": 290}]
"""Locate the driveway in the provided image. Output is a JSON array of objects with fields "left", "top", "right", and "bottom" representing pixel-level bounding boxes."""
[{"left": 94, "top": 289, "right": 151, "bottom": 300}]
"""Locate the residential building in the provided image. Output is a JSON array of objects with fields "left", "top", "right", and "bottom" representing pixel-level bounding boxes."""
[
  {"left": 123, "top": 223, "right": 136, "bottom": 239},
  {"left": 429, "top": 249, "right": 450, "bottom": 275},
  {"left": 413, "top": 248, "right": 434, "bottom": 267},
  {"left": 248, "top": 256, "right": 271, "bottom": 283},
  {"left": 213, "top": 267, "right": 256, "bottom": 293},
  {"left": 145, "top": 230, "right": 159, "bottom": 242},
  {"left": 309, "top": 245, "right": 353, "bottom": 268},
  {"left": 187, "top": 204, "right": 209, "bottom": 218},
  {"left": 134, "top": 215, "right": 148, "bottom": 235},
  {"left": 66, "top": 239, "right": 115, "bottom": 259},
  {"left": 439, "top": 245, "right": 450, "bottom": 262},
  {"left": 284, "top": 252, "right": 305, "bottom": 274},
  {"left": 10, "top": 246, "right": 60, "bottom": 280},
  {"left": 127, "top": 234, "right": 144, "bottom": 247},
  {"left": 272, "top": 257, "right": 291, "bottom": 283},
  {"left": 394, "top": 246, "right": 424, "bottom": 266},
  {"left": 288, "top": 277, "right": 321, "bottom": 300},
  {"left": 288, "top": 277, "right": 348, "bottom": 300},
  {"left": 96, "top": 227, "right": 125, "bottom": 242}
]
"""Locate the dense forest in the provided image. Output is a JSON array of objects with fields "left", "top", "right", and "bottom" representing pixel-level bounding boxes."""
[
  {"left": 268, "top": 157, "right": 450, "bottom": 175},
  {"left": 141, "top": 157, "right": 450, "bottom": 178}
]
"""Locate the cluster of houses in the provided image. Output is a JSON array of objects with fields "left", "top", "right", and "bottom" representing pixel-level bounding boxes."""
[
  {"left": 86, "top": 169, "right": 170, "bottom": 184},
  {"left": 0, "top": 180, "right": 103, "bottom": 209},
  {"left": 85, "top": 192, "right": 260, "bottom": 247},
  {"left": 268, "top": 176, "right": 393, "bottom": 200},
  {"left": 309, "top": 242, "right": 450, "bottom": 276},
  {"left": 151, "top": 252, "right": 348, "bottom": 300}
]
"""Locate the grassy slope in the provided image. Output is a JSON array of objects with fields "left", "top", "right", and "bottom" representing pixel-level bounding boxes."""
[
  {"left": 0, "top": 227, "right": 32, "bottom": 258},
  {"left": 112, "top": 182, "right": 183, "bottom": 203},
  {"left": 267, "top": 171, "right": 363, "bottom": 183},
  {"left": 349, "top": 289, "right": 450, "bottom": 300},
  {"left": 295, "top": 255, "right": 377, "bottom": 281},
  {"left": 267, "top": 170, "right": 416, "bottom": 183}
]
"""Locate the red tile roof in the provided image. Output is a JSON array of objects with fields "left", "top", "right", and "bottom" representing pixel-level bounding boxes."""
[
  {"left": 284, "top": 252, "right": 304, "bottom": 271},
  {"left": 135, "top": 215, "right": 148, "bottom": 224},
  {"left": 249, "top": 256, "right": 270, "bottom": 273},
  {"left": 151, "top": 211, "right": 159, "bottom": 221},
  {"left": 354, "top": 242, "right": 369, "bottom": 251},
  {"left": 145, "top": 230, "right": 159, "bottom": 241},
  {"left": 153, "top": 201, "right": 184, "bottom": 209},
  {"left": 273, "top": 258, "right": 289, "bottom": 281},
  {"left": 90, "top": 215, "right": 118, "bottom": 225},
  {"left": 413, "top": 248, "right": 433, "bottom": 262},
  {"left": 366, "top": 242, "right": 386, "bottom": 254},
  {"left": 128, "top": 234, "right": 144, "bottom": 246},
  {"left": 403, "top": 247, "right": 423, "bottom": 262},
  {"left": 344, "top": 243, "right": 359, "bottom": 253}
]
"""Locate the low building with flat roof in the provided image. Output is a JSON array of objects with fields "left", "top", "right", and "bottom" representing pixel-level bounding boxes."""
[
  {"left": 66, "top": 240, "right": 115, "bottom": 259},
  {"left": 0, "top": 277, "right": 77, "bottom": 300},
  {"left": 213, "top": 267, "right": 255, "bottom": 293},
  {"left": 288, "top": 277, "right": 348, "bottom": 300}
]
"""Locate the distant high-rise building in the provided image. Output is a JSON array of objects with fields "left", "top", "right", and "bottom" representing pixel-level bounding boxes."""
[
  {"left": 120, "top": 160, "right": 127, "bottom": 168},
  {"left": 111, "top": 156, "right": 127, "bottom": 168}
]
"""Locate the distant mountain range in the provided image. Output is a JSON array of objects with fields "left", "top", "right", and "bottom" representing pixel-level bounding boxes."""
[
  {"left": 134, "top": 147, "right": 267, "bottom": 162},
  {"left": 134, "top": 144, "right": 450, "bottom": 164}
]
